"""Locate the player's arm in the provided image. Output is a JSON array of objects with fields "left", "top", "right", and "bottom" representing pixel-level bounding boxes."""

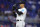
[
  {"left": 17, "top": 11, "right": 23, "bottom": 15},
  {"left": 16, "top": 9, "right": 23, "bottom": 15},
  {"left": 18, "top": 9, "right": 27, "bottom": 15}
]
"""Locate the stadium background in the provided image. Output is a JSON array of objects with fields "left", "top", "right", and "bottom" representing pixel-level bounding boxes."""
[{"left": 0, "top": 0, "right": 40, "bottom": 27}]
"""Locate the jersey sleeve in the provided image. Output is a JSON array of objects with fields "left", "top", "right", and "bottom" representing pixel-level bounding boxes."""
[{"left": 21, "top": 9, "right": 27, "bottom": 14}]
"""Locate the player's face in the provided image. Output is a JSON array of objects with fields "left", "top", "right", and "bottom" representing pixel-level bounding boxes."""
[{"left": 20, "top": 4, "right": 24, "bottom": 8}]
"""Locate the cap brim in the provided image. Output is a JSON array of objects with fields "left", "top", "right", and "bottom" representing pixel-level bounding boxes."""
[{"left": 18, "top": 1, "right": 25, "bottom": 4}]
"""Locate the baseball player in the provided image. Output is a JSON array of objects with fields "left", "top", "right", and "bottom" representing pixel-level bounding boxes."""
[{"left": 16, "top": 2, "right": 27, "bottom": 27}]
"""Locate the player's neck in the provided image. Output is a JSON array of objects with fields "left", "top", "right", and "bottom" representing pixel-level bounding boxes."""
[{"left": 21, "top": 7, "right": 24, "bottom": 9}]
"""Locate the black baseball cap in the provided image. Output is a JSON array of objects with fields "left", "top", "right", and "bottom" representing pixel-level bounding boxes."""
[{"left": 18, "top": 1, "right": 25, "bottom": 4}]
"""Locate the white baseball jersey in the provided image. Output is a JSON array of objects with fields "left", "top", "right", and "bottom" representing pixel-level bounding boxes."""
[{"left": 16, "top": 8, "right": 27, "bottom": 20}]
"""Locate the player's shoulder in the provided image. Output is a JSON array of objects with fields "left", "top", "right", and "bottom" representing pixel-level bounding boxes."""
[
  {"left": 23, "top": 8, "right": 26, "bottom": 9},
  {"left": 23, "top": 8, "right": 27, "bottom": 11}
]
